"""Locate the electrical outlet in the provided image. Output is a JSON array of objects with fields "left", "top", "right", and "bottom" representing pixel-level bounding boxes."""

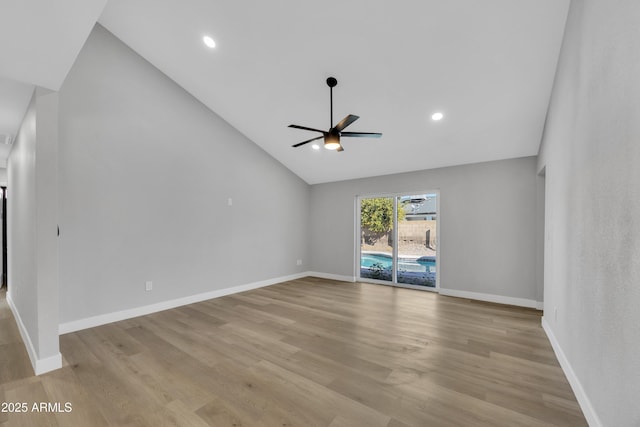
[
  {"left": 145, "top": 281, "right": 153, "bottom": 291},
  {"left": 228, "top": 198, "right": 233, "bottom": 206},
  {"left": 296, "top": 259, "right": 302, "bottom": 266}
]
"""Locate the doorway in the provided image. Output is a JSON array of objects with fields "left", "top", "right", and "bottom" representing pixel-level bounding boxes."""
[
  {"left": 0, "top": 186, "right": 5, "bottom": 290},
  {"left": 357, "top": 192, "right": 439, "bottom": 291}
]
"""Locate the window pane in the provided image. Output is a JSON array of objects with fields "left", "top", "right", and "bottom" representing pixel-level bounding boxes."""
[
  {"left": 396, "top": 194, "right": 437, "bottom": 287},
  {"left": 359, "top": 197, "right": 394, "bottom": 282}
]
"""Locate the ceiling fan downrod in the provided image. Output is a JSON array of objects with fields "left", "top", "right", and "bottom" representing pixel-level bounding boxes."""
[{"left": 327, "top": 77, "right": 337, "bottom": 129}]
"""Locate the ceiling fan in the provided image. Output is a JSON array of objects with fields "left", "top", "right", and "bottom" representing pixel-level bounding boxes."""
[{"left": 289, "top": 77, "right": 382, "bottom": 152}]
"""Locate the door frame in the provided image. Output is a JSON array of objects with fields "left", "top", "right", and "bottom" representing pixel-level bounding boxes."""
[{"left": 355, "top": 190, "right": 440, "bottom": 292}]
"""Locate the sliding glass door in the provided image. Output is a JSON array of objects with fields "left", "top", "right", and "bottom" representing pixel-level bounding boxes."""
[
  {"left": 396, "top": 195, "right": 437, "bottom": 287},
  {"left": 359, "top": 197, "right": 395, "bottom": 283},
  {"left": 358, "top": 192, "right": 438, "bottom": 290}
]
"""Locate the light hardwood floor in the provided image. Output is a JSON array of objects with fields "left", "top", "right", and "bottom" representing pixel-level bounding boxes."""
[{"left": 0, "top": 278, "right": 587, "bottom": 426}]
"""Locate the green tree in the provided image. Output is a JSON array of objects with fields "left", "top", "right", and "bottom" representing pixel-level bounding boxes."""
[{"left": 360, "top": 198, "right": 405, "bottom": 233}]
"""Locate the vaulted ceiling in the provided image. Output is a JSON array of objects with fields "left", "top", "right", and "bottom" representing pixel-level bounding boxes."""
[{"left": 0, "top": 0, "right": 569, "bottom": 183}]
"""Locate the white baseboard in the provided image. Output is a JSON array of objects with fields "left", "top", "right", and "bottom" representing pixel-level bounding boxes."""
[
  {"left": 59, "top": 272, "right": 309, "bottom": 335},
  {"left": 542, "top": 317, "right": 602, "bottom": 427},
  {"left": 306, "top": 272, "right": 356, "bottom": 283},
  {"left": 35, "top": 353, "right": 63, "bottom": 376},
  {"left": 439, "top": 288, "right": 542, "bottom": 309},
  {"left": 6, "top": 294, "right": 62, "bottom": 375}
]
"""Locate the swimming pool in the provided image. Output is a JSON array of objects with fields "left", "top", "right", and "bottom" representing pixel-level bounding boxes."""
[{"left": 360, "top": 252, "right": 436, "bottom": 287}]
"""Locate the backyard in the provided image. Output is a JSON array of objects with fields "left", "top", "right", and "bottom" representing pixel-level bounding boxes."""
[{"left": 360, "top": 196, "right": 437, "bottom": 287}]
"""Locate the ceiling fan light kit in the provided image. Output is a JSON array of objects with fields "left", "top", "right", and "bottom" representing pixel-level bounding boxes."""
[
  {"left": 324, "top": 131, "right": 341, "bottom": 150},
  {"left": 289, "top": 77, "right": 382, "bottom": 152}
]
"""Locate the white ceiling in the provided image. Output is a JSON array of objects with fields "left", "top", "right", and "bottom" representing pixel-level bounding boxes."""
[
  {"left": 0, "top": 0, "right": 107, "bottom": 167},
  {"left": 0, "top": 0, "right": 569, "bottom": 184},
  {"left": 0, "top": 0, "right": 107, "bottom": 90}
]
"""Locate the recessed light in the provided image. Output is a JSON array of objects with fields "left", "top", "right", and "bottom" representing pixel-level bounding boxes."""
[
  {"left": 312, "top": 144, "right": 320, "bottom": 150},
  {"left": 203, "top": 36, "right": 216, "bottom": 48},
  {"left": 431, "top": 112, "right": 444, "bottom": 121}
]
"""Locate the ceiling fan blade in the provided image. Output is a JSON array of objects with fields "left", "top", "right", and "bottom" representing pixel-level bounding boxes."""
[
  {"left": 337, "top": 145, "right": 344, "bottom": 152},
  {"left": 292, "top": 135, "right": 323, "bottom": 148},
  {"left": 341, "top": 132, "right": 382, "bottom": 138},
  {"left": 289, "top": 124, "right": 326, "bottom": 133},
  {"left": 334, "top": 114, "right": 359, "bottom": 132}
]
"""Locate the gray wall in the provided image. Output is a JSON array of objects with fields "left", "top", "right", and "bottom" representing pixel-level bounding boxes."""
[
  {"left": 310, "top": 156, "right": 539, "bottom": 302},
  {"left": 7, "top": 88, "right": 60, "bottom": 368},
  {"left": 8, "top": 95, "right": 38, "bottom": 351},
  {"left": 57, "top": 25, "right": 309, "bottom": 324},
  {"left": 537, "top": 0, "right": 640, "bottom": 425}
]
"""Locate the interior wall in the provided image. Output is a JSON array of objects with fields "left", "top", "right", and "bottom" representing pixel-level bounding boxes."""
[
  {"left": 534, "top": 171, "right": 546, "bottom": 304},
  {"left": 7, "top": 94, "right": 38, "bottom": 352},
  {"left": 33, "top": 88, "right": 60, "bottom": 363},
  {"left": 7, "top": 88, "right": 61, "bottom": 373},
  {"left": 537, "top": 0, "right": 640, "bottom": 425},
  {"left": 57, "top": 25, "right": 309, "bottom": 325},
  {"left": 310, "top": 156, "right": 539, "bottom": 303}
]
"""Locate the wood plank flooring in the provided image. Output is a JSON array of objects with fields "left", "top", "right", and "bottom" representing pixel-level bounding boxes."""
[{"left": 0, "top": 278, "right": 587, "bottom": 426}]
